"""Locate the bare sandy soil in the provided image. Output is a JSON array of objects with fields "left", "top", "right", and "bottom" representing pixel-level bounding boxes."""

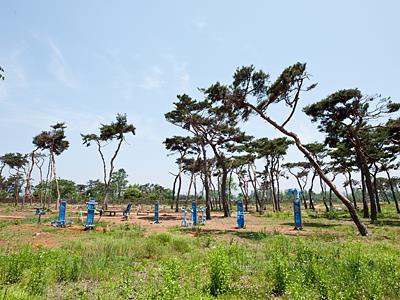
[{"left": 0, "top": 204, "right": 350, "bottom": 249}]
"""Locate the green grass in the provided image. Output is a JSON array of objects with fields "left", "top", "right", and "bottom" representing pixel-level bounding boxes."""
[
  {"left": 0, "top": 224, "right": 399, "bottom": 299},
  {"left": 1, "top": 202, "right": 400, "bottom": 299}
]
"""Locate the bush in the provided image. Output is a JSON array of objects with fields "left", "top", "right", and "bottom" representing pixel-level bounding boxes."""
[
  {"left": 161, "top": 257, "right": 182, "bottom": 299},
  {"left": 207, "top": 246, "right": 232, "bottom": 297}
]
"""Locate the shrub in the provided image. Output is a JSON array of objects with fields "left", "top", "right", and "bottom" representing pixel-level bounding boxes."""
[{"left": 207, "top": 246, "right": 232, "bottom": 297}]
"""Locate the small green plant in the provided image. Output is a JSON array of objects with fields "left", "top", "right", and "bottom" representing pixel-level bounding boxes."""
[
  {"left": 161, "top": 257, "right": 182, "bottom": 299},
  {"left": 207, "top": 246, "right": 232, "bottom": 297}
]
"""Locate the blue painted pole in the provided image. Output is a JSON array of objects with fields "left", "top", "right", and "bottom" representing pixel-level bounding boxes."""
[
  {"left": 192, "top": 199, "right": 197, "bottom": 225},
  {"left": 154, "top": 200, "right": 159, "bottom": 224},
  {"left": 182, "top": 207, "right": 187, "bottom": 227},
  {"left": 237, "top": 200, "right": 245, "bottom": 228},
  {"left": 85, "top": 198, "right": 97, "bottom": 230},
  {"left": 289, "top": 189, "right": 303, "bottom": 230},
  {"left": 59, "top": 200, "right": 66, "bottom": 227}
]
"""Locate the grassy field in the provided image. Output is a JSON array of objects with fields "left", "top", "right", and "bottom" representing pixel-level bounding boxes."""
[{"left": 0, "top": 203, "right": 399, "bottom": 299}]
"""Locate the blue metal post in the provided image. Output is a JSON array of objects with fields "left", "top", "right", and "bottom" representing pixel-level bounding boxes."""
[
  {"left": 201, "top": 207, "right": 205, "bottom": 225},
  {"left": 154, "top": 200, "right": 159, "bottom": 224},
  {"left": 58, "top": 200, "right": 66, "bottom": 226},
  {"left": 85, "top": 198, "right": 97, "bottom": 230},
  {"left": 182, "top": 207, "right": 187, "bottom": 227},
  {"left": 237, "top": 200, "right": 245, "bottom": 228},
  {"left": 192, "top": 199, "right": 197, "bottom": 225},
  {"left": 289, "top": 189, "right": 303, "bottom": 230}
]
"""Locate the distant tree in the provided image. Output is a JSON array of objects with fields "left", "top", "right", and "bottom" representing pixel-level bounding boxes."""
[
  {"left": 304, "top": 142, "right": 327, "bottom": 210},
  {"left": 81, "top": 114, "right": 136, "bottom": 209},
  {"left": 283, "top": 162, "right": 311, "bottom": 209},
  {"left": 251, "top": 137, "right": 292, "bottom": 212},
  {"left": 166, "top": 94, "right": 250, "bottom": 217},
  {"left": 0, "top": 153, "right": 28, "bottom": 206},
  {"left": 33, "top": 153, "right": 47, "bottom": 206},
  {"left": 24, "top": 149, "right": 44, "bottom": 206},
  {"left": 124, "top": 184, "right": 142, "bottom": 202},
  {"left": 33, "top": 123, "right": 69, "bottom": 208},
  {"left": 86, "top": 179, "right": 106, "bottom": 200},
  {"left": 164, "top": 136, "right": 199, "bottom": 212},
  {"left": 111, "top": 168, "right": 129, "bottom": 200},
  {"left": 35, "top": 179, "right": 77, "bottom": 200}
]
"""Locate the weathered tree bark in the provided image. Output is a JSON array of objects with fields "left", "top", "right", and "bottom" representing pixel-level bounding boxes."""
[
  {"left": 385, "top": 169, "right": 400, "bottom": 213},
  {"left": 51, "top": 151, "right": 60, "bottom": 209},
  {"left": 186, "top": 171, "right": 194, "bottom": 207},
  {"left": 36, "top": 158, "right": 44, "bottom": 207},
  {"left": 14, "top": 170, "right": 21, "bottom": 206},
  {"left": 24, "top": 149, "right": 38, "bottom": 206},
  {"left": 171, "top": 172, "right": 179, "bottom": 209},
  {"left": 347, "top": 171, "right": 357, "bottom": 209},
  {"left": 176, "top": 174, "right": 182, "bottom": 212},
  {"left": 211, "top": 145, "right": 229, "bottom": 217},
  {"left": 319, "top": 177, "right": 329, "bottom": 212},
  {"left": 47, "top": 157, "right": 54, "bottom": 209},
  {"left": 372, "top": 164, "right": 381, "bottom": 213},
  {"left": 308, "top": 170, "right": 316, "bottom": 210},
  {"left": 220, "top": 166, "right": 230, "bottom": 217},
  {"left": 201, "top": 145, "right": 212, "bottom": 220},
  {"left": 361, "top": 169, "right": 369, "bottom": 218},
  {"left": 353, "top": 136, "right": 377, "bottom": 222},
  {"left": 328, "top": 173, "right": 337, "bottom": 210},
  {"left": 274, "top": 159, "right": 281, "bottom": 211},
  {"left": 248, "top": 166, "right": 262, "bottom": 213}
]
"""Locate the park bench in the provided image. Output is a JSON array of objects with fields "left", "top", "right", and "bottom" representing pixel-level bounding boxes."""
[
  {"left": 100, "top": 203, "right": 133, "bottom": 220},
  {"left": 102, "top": 210, "right": 117, "bottom": 216}
]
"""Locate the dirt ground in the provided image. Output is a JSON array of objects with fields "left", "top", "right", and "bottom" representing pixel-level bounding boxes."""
[{"left": 0, "top": 203, "right": 353, "bottom": 249}]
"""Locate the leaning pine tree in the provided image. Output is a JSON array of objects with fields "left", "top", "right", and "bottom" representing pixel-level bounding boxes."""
[{"left": 203, "top": 63, "right": 371, "bottom": 236}]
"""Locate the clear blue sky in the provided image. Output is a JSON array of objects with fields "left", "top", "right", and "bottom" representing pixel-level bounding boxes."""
[{"left": 1, "top": 1, "right": 399, "bottom": 190}]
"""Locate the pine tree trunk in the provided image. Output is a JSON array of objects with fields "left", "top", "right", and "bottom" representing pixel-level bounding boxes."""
[
  {"left": 348, "top": 171, "right": 357, "bottom": 209},
  {"left": 308, "top": 171, "right": 316, "bottom": 210},
  {"left": 386, "top": 169, "right": 400, "bottom": 213},
  {"left": 361, "top": 170, "right": 369, "bottom": 218}
]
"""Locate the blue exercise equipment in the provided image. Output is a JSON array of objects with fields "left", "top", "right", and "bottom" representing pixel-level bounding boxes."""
[
  {"left": 154, "top": 200, "right": 159, "bottom": 224},
  {"left": 237, "top": 200, "right": 245, "bottom": 229},
  {"left": 122, "top": 202, "right": 132, "bottom": 221},
  {"left": 35, "top": 207, "right": 45, "bottom": 224},
  {"left": 288, "top": 188, "right": 303, "bottom": 230},
  {"left": 51, "top": 200, "right": 72, "bottom": 227},
  {"left": 191, "top": 199, "right": 197, "bottom": 225},
  {"left": 84, "top": 198, "right": 97, "bottom": 230},
  {"left": 181, "top": 207, "right": 191, "bottom": 227}
]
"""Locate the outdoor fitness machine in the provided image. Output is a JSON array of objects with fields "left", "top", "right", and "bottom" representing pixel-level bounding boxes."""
[
  {"left": 51, "top": 200, "right": 72, "bottom": 227},
  {"left": 122, "top": 202, "right": 132, "bottom": 221},
  {"left": 154, "top": 200, "right": 159, "bottom": 224},
  {"left": 289, "top": 188, "right": 303, "bottom": 230},
  {"left": 181, "top": 207, "right": 190, "bottom": 227},
  {"left": 35, "top": 207, "right": 45, "bottom": 224},
  {"left": 84, "top": 198, "right": 97, "bottom": 230},
  {"left": 191, "top": 199, "right": 197, "bottom": 225},
  {"left": 237, "top": 200, "right": 245, "bottom": 229}
]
